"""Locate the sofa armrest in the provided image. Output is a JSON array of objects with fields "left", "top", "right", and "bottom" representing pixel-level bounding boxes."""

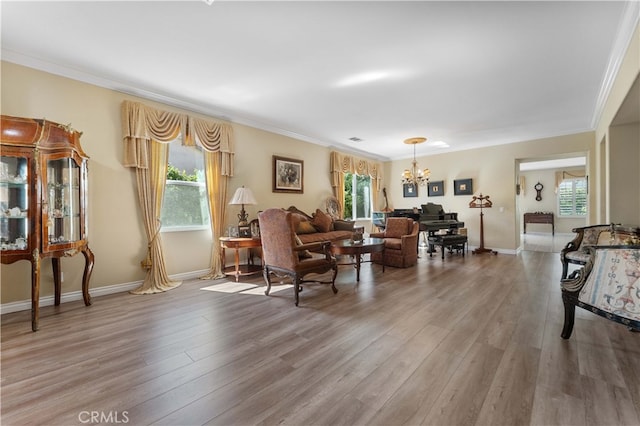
[
  {"left": 333, "top": 220, "right": 355, "bottom": 231},
  {"left": 295, "top": 241, "right": 333, "bottom": 260},
  {"left": 370, "top": 231, "right": 384, "bottom": 238},
  {"left": 400, "top": 233, "right": 419, "bottom": 252},
  {"left": 561, "top": 228, "right": 585, "bottom": 261}
]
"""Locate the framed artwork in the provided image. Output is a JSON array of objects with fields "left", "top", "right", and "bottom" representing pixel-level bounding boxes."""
[
  {"left": 238, "top": 225, "right": 251, "bottom": 238},
  {"left": 454, "top": 178, "right": 473, "bottom": 196},
  {"left": 273, "top": 155, "right": 303, "bottom": 193},
  {"left": 428, "top": 180, "right": 444, "bottom": 197},
  {"left": 403, "top": 183, "right": 418, "bottom": 197}
]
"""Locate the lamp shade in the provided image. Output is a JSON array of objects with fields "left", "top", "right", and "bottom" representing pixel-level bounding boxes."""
[{"left": 229, "top": 186, "right": 257, "bottom": 206}]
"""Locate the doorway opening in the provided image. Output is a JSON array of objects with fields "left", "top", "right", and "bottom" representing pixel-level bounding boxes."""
[{"left": 516, "top": 155, "right": 587, "bottom": 253}]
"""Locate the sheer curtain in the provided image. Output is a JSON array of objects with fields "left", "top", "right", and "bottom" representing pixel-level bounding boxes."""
[
  {"left": 122, "top": 100, "right": 234, "bottom": 293},
  {"left": 330, "top": 151, "right": 383, "bottom": 215}
]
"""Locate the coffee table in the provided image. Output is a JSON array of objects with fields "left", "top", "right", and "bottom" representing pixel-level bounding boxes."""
[{"left": 331, "top": 238, "right": 385, "bottom": 282}]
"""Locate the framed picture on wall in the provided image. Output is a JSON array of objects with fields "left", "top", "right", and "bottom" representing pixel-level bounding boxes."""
[
  {"left": 272, "top": 155, "right": 303, "bottom": 193},
  {"left": 454, "top": 178, "right": 473, "bottom": 195},
  {"left": 403, "top": 183, "right": 418, "bottom": 197},
  {"left": 428, "top": 180, "right": 444, "bottom": 197}
]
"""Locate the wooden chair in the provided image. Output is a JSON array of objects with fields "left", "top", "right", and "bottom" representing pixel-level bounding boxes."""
[
  {"left": 258, "top": 208, "right": 338, "bottom": 306},
  {"left": 370, "top": 217, "right": 420, "bottom": 268}
]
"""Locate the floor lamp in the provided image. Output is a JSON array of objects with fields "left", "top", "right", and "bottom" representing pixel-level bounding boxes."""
[{"left": 469, "top": 193, "right": 497, "bottom": 255}]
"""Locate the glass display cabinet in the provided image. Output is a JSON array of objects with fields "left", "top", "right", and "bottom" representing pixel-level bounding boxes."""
[{"left": 1, "top": 115, "right": 94, "bottom": 331}]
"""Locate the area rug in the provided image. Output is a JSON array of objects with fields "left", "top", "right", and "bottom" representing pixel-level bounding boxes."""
[
  {"left": 241, "top": 284, "right": 293, "bottom": 295},
  {"left": 200, "top": 282, "right": 258, "bottom": 293},
  {"left": 200, "top": 282, "right": 293, "bottom": 295}
]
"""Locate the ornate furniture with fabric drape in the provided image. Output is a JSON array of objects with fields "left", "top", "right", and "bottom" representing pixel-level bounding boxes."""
[
  {"left": 561, "top": 245, "right": 640, "bottom": 339},
  {"left": 560, "top": 224, "right": 614, "bottom": 279},
  {"left": 258, "top": 208, "right": 338, "bottom": 306},
  {"left": 121, "top": 101, "right": 234, "bottom": 294}
]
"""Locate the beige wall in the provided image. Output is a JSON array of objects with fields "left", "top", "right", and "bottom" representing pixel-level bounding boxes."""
[
  {"left": 384, "top": 133, "right": 594, "bottom": 252},
  {"left": 609, "top": 122, "right": 640, "bottom": 225},
  {"left": 0, "top": 62, "right": 336, "bottom": 304},
  {"left": 596, "top": 22, "right": 640, "bottom": 224},
  {"left": 2, "top": 19, "right": 638, "bottom": 307}
]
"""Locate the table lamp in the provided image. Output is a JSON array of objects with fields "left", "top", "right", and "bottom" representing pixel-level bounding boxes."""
[{"left": 229, "top": 186, "right": 257, "bottom": 228}]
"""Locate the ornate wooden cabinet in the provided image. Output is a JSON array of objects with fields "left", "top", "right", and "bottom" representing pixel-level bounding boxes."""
[{"left": 1, "top": 115, "right": 94, "bottom": 331}]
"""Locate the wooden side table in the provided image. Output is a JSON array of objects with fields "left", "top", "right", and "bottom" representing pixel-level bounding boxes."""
[{"left": 219, "top": 237, "right": 262, "bottom": 282}]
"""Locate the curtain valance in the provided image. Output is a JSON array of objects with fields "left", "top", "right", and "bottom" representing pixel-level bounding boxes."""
[
  {"left": 329, "top": 151, "right": 383, "bottom": 190},
  {"left": 555, "top": 169, "right": 586, "bottom": 193},
  {"left": 122, "top": 100, "right": 234, "bottom": 175}
]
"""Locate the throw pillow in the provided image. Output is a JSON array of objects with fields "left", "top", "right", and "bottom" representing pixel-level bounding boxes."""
[
  {"left": 296, "top": 220, "right": 317, "bottom": 234},
  {"left": 312, "top": 209, "right": 333, "bottom": 233},
  {"left": 294, "top": 234, "right": 313, "bottom": 259}
]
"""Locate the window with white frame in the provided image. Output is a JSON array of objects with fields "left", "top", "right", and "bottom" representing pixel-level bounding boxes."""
[
  {"left": 558, "top": 178, "right": 587, "bottom": 217},
  {"left": 160, "top": 140, "right": 210, "bottom": 231},
  {"left": 343, "top": 172, "right": 372, "bottom": 220}
]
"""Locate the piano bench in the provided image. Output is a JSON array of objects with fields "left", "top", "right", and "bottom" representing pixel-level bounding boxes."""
[{"left": 428, "top": 235, "right": 468, "bottom": 260}]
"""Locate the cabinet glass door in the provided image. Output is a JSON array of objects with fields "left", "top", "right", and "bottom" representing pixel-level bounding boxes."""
[
  {"left": 0, "top": 155, "right": 29, "bottom": 251},
  {"left": 46, "top": 158, "right": 81, "bottom": 245}
]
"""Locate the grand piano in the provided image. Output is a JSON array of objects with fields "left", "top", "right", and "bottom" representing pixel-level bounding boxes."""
[{"left": 385, "top": 202, "right": 464, "bottom": 236}]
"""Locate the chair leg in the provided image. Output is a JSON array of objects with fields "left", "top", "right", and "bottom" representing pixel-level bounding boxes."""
[
  {"left": 331, "top": 265, "right": 338, "bottom": 294},
  {"left": 561, "top": 291, "right": 576, "bottom": 339},
  {"left": 294, "top": 278, "right": 301, "bottom": 306},
  {"left": 263, "top": 267, "right": 272, "bottom": 296}
]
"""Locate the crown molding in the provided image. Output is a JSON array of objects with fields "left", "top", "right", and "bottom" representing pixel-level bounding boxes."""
[
  {"left": 590, "top": 1, "right": 640, "bottom": 129},
  {"left": 1, "top": 49, "right": 389, "bottom": 162}
]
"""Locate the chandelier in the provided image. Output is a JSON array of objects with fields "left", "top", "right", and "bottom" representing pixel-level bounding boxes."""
[{"left": 401, "top": 137, "right": 430, "bottom": 186}]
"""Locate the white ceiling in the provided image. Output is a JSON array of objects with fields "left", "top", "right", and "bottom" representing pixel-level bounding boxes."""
[{"left": 1, "top": 1, "right": 638, "bottom": 161}]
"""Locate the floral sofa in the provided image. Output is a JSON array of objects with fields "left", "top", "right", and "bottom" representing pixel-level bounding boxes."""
[{"left": 561, "top": 244, "right": 640, "bottom": 338}]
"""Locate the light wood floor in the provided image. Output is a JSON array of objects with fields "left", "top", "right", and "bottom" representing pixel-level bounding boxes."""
[
  {"left": 520, "top": 232, "right": 574, "bottom": 253},
  {"left": 2, "top": 248, "right": 639, "bottom": 426}
]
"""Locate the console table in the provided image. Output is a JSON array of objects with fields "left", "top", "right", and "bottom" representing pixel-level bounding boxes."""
[{"left": 524, "top": 212, "right": 554, "bottom": 235}]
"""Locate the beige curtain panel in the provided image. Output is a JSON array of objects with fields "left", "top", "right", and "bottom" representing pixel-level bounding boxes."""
[
  {"left": 121, "top": 100, "right": 235, "bottom": 293},
  {"left": 330, "top": 151, "right": 383, "bottom": 213}
]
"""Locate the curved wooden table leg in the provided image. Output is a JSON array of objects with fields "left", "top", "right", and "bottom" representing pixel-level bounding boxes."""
[
  {"left": 81, "top": 247, "right": 94, "bottom": 306},
  {"left": 52, "top": 257, "right": 62, "bottom": 306},
  {"left": 31, "top": 254, "right": 40, "bottom": 332}
]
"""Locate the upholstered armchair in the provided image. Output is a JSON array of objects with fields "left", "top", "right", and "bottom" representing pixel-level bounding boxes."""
[
  {"left": 258, "top": 208, "right": 338, "bottom": 306},
  {"left": 560, "top": 224, "right": 613, "bottom": 279},
  {"left": 370, "top": 217, "right": 420, "bottom": 268},
  {"left": 561, "top": 245, "right": 640, "bottom": 338}
]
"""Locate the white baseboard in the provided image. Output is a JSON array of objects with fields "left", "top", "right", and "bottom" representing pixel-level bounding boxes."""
[{"left": 0, "top": 269, "right": 210, "bottom": 315}]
